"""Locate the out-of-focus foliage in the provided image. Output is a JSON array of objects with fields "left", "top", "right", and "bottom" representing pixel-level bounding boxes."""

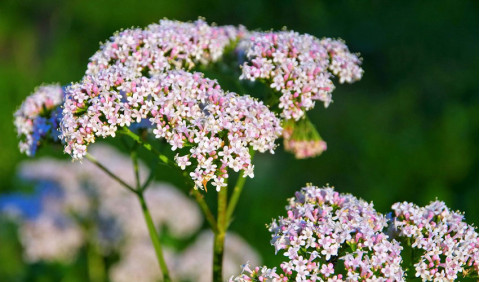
[{"left": 0, "top": 0, "right": 477, "bottom": 280}]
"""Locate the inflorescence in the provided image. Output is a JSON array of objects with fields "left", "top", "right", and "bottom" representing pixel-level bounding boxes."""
[
  {"left": 87, "top": 19, "right": 244, "bottom": 77},
  {"left": 231, "top": 185, "right": 479, "bottom": 281},
  {"left": 239, "top": 32, "right": 363, "bottom": 121},
  {"left": 60, "top": 19, "right": 282, "bottom": 191},
  {"left": 61, "top": 68, "right": 281, "bottom": 190},
  {"left": 15, "top": 19, "right": 365, "bottom": 165},
  {"left": 392, "top": 201, "right": 479, "bottom": 280},
  {"left": 232, "top": 185, "right": 404, "bottom": 281}
]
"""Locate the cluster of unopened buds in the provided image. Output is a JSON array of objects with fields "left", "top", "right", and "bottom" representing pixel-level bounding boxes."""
[
  {"left": 231, "top": 185, "right": 479, "bottom": 281},
  {"left": 14, "top": 84, "right": 64, "bottom": 156},
  {"left": 392, "top": 201, "right": 479, "bottom": 280},
  {"left": 282, "top": 118, "right": 327, "bottom": 159}
]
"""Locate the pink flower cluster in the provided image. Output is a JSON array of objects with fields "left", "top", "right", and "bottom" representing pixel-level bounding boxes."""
[
  {"left": 392, "top": 201, "right": 479, "bottom": 280},
  {"left": 87, "top": 19, "right": 244, "bottom": 77},
  {"left": 232, "top": 185, "right": 404, "bottom": 281},
  {"left": 239, "top": 31, "right": 363, "bottom": 121},
  {"left": 14, "top": 84, "right": 64, "bottom": 156},
  {"left": 61, "top": 68, "right": 281, "bottom": 191}
]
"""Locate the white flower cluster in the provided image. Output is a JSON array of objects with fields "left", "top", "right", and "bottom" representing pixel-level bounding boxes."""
[
  {"left": 109, "top": 238, "right": 175, "bottom": 282},
  {"left": 12, "top": 144, "right": 202, "bottom": 259},
  {"left": 14, "top": 84, "right": 63, "bottom": 156},
  {"left": 239, "top": 31, "right": 363, "bottom": 121},
  {"left": 232, "top": 185, "right": 405, "bottom": 281},
  {"left": 62, "top": 69, "right": 281, "bottom": 190},
  {"left": 3, "top": 144, "right": 260, "bottom": 281},
  {"left": 392, "top": 201, "right": 479, "bottom": 281},
  {"left": 19, "top": 214, "right": 83, "bottom": 263},
  {"left": 87, "top": 19, "right": 243, "bottom": 77}
]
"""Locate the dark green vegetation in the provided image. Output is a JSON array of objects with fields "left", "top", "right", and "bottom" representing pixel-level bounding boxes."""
[{"left": 0, "top": 0, "right": 477, "bottom": 280}]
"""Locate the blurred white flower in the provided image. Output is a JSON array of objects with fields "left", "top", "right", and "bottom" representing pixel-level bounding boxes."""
[{"left": 2, "top": 143, "right": 260, "bottom": 282}]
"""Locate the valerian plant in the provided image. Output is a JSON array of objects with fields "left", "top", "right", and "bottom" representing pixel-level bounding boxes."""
[
  {"left": 2, "top": 144, "right": 259, "bottom": 282},
  {"left": 14, "top": 18, "right": 477, "bottom": 282},
  {"left": 14, "top": 19, "right": 363, "bottom": 281}
]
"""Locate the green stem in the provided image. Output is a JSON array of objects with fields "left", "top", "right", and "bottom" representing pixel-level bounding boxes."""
[
  {"left": 122, "top": 127, "right": 218, "bottom": 234},
  {"left": 226, "top": 150, "right": 254, "bottom": 227},
  {"left": 87, "top": 242, "right": 105, "bottom": 282},
  {"left": 213, "top": 186, "right": 228, "bottom": 282},
  {"left": 121, "top": 127, "right": 175, "bottom": 168},
  {"left": 86, "top": 150, "right": 172, "bottom": 281},
  {"left": 137, "top": 191, "right": 172, "bottom": 282},
  {"left": 122, "top": 127, "right": 238, "bottom": 282},
  {"left": 141, "top": 169, "right": 156, "bottom": 192},
  {"left": 85, "top": 153, "right": 136, "bottom": 193},
  {"left": 225, "top": 171, "right": 247, "bottom": 227},
  {"left": 130, "top": 147, "right": 172, "bottom": 281},
  {"left": 131, "top": 147, "right": 141, "bottom": 190},
  {"left": 191, "top": 189, "right": 218, "bottom": 233}
]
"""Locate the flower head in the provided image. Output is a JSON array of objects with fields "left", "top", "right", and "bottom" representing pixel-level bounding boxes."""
[
  {"left": 61, "top": 69, "right": 282, "bottom": 190},
  {"left": 87, "top": 19, "right": 245, "bottom": 77},
  {"left": 14, "top": 84, "right": 64, "bottom": 156},
  {"left": 233, "top": 185, "right": 404, "bottom": 281},
  {"left": 392, "top": 201, "right": 479, "bottom": 280},
  {"left": 239, "top": 31, "right": 363, "bottom": 121}
]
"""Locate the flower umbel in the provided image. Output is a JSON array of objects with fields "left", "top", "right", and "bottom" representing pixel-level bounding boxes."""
[
  {"left": 239, "top": 31, "right": 363, "bottom": 121},
  {"left": 232, "top": 185, "right": 405, "bottom": 281},
  {"left": 61, "top": 69, "right": 282, "bottom": 190},
  {"left": 392, "top": 201, "right": 479, "bottom": 281},
  {"left": 87, "top": 19, "right": 244, "bottom": 77}
]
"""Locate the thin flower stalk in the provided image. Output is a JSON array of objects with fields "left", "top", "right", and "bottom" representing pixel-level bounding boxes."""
[
  {"left": 191, "top": 189, "right": 219, "bottom": 234},
  {"left": 136, "top": 191, "right": 172, "bottom": 281},
  {"left": 131, "top": 147, "right": 172, "bottom": 281},
  {"left": 213, "top": 184, "right": 228, "bottom": 282},
  {"left": 86, "top": 149, "right": 173, "bottom": 281},
  {"left": 85, "top": 153, "right": 136, "bottom": 193},
  {"left": 122, "top": 127, "right": 220, "bottom": 233}
]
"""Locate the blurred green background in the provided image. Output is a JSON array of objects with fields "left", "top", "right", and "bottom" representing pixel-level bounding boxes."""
[{"left": 0, "top": 0, "right": 478, "bottom": 280}]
